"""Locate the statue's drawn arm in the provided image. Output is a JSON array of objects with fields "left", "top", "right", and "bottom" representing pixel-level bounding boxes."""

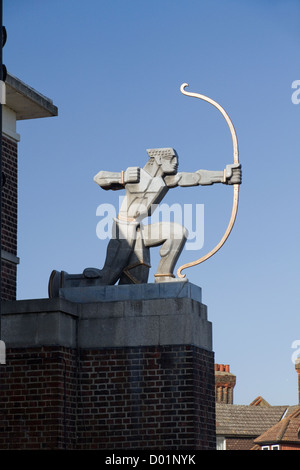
[
  {"left": 165, "top": 163, "right": 241, "bottom": 187},
  {"left": 94, "top": 167, "right": 140, "bottom": 191}
]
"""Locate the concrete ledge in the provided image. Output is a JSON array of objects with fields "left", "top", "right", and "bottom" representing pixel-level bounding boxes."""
[
  {"left": 1, "top": 249, "right": 20, "bottom": 265},
  {"left": 1, "top": 297, "right": 79, "bottom": 315},
  {"left": 1, "top": 283, "right": 212, "bottom": 351},
  {"left": 6, "top": 72, "right": 58, "bottom": 120},
  {"left": 1, "top": 298, "right": 78, "bottom": 348},
  {"left": 78, "top": 297, "right": 211, "bottom": 350}
]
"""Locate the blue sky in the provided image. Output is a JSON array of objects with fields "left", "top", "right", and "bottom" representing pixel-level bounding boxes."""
[{"left": 4, "top": 0, "right": 300, "bottom": 406}]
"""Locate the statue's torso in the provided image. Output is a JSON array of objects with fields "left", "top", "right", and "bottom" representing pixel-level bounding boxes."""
[{"left": 118, "top": 169, "right": 169, "bottom": 220}]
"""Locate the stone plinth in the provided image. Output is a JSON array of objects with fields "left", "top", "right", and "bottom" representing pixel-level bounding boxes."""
[
  {"left": 0, "top": 282, "right": 216, "bottom": 450},
  {"left": 59, "top": 280, "right": 202, "bottom": 303}
]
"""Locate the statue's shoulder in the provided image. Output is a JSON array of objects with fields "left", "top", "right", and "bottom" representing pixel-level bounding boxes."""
[
  {"left": 126, "top": 168, "right": 152, "bottom": 193},
  {"left": 164, "top": 174, "right": 180, "bottom": 188}
]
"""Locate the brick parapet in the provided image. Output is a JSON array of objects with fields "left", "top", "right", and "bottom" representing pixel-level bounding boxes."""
[
  {"left": 0, "top": 344, "right": 215, "bottom": 450},
  {"left": 0, "top": 291, "right": 216, "bottom": 450}
]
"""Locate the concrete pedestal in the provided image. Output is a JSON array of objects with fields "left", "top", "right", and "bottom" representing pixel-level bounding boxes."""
[{"left": 0, "top": 282, "right": 216, "bottom": 450}]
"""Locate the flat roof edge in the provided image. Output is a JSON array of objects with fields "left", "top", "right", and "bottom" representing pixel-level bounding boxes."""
[{"left": 5, "top": 72, "right": 58, "bottom": 120}]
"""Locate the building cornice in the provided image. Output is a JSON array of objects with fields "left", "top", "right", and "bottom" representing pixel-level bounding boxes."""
[{"left": 5, "top": 73, "right": 58, "bottom": 120}]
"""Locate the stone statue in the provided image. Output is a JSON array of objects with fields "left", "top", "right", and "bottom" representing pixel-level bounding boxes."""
[{"left": 48, "top": 147, "right": 241, "bottom": 297}]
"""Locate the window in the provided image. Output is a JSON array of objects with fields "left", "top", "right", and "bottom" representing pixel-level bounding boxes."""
[
  {"left": 216, "top": 436, "right": 226, "bottom": 450},
  {"left": 261, "top": 444, "right": 280, "bottom": 450}
]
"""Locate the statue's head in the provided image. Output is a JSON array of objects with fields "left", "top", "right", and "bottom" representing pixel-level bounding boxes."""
[{"left": 146, "top": 148, "right": 178, "bottom": 175}]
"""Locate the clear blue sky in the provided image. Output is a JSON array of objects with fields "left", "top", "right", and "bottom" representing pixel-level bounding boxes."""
[{"left": 4, "top": 0, "right": 300, "bottom": 406}]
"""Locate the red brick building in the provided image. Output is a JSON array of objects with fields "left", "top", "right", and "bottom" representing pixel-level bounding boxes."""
[
  {"left": 252, "top": 407, "right": 300, "bottom": 450},
  {"left": 252, "top": 359, "right": 300, "bottom": 450},
  {"left": 1, "top": 72, "right": 58, "bottom": 300}
]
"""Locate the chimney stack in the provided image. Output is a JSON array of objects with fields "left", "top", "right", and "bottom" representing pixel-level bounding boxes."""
[
  {"left": 295, "top": 358, "right": 300, "bottom": 405},
  {"left": 215, "top": 364, "right": 236, "bottom": 404}
]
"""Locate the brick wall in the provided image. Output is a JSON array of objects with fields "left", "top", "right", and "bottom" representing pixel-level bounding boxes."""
[
  {"left": 0, "top": 344, "right": 216, "bottom": 450},
  {"left": 1, "top": 135, "right": 18, "bottom": 300},
  {"left": 280, "top": 444, "right": 300, "bottom": 450},
  {"left": 1, "top": 259, "right": 17, "bottom": 301},
  {"left": 0, "top": 347, "right": 78, "bottom": 449}
]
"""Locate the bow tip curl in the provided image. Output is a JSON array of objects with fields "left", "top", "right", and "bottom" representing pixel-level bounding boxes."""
[
  {"left": 180, "top": 83, "right": 189, "bottom": 93},
  {"left": 177, "top": 268, "right": 186, "bottom": 279}
]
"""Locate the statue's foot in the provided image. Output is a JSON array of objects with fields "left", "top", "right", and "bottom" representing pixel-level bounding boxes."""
[
  {"left": 48, "top": 267, "right": 114, "bottom": 298},
  {"left": 154, "top": 274, "right": 188, "bottom": 283},
  {"left": 83, "top": 267, "right": 102, "bottom": 279},
  {"left": 48, "top": 270, "right": 61, "bottom": 298}
]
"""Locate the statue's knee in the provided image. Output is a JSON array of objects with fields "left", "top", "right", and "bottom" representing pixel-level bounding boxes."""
[
  {"left": 182, "top": 226, "right": 189, "bottom": 240},
  {"left": 160, "top": 239, "right": 172, "bottom": 257},
  {"left": 172, "top": 223, "right": 188, "bottom": 241},
  {"left": 159, "top": 227, "right": 188, "bottom": 258}
]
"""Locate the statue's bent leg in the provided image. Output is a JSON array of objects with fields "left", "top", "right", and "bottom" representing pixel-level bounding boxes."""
[
  {"left": 118, "top": 227, "right": 151, "bottom": 285},
  {"left": 142, "top": 222, "right": 188, "bottom": 283},
  {"left": 96, "top": 218, "right": 140, "bottom": 284},
  {"left": 48, "top": 219, "right": 139, "bottom": 297}
]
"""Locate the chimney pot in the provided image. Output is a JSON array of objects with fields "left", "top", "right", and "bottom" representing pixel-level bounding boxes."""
[{"left": 214, "top": 363, "right": 236, "bottom": 404}]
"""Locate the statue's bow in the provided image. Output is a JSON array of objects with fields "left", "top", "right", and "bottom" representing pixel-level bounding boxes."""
[{"left": 177, "top": 83, "right": 240, "bottom": 279}]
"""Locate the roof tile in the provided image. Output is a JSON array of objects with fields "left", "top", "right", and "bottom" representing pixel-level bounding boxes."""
[{"left": 216, "top": 403, "right": 288, "bottom": 436}]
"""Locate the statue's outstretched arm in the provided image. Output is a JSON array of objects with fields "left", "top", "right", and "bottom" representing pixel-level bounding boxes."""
[
  {"left": 196, "top": 164, "right": 241, "bottom": 185},
  {"left": 165, "top": 163, "right": 241, "bottom": 187},
  {"left": 94, "top": 167, "right": 140, "bottom": 191}
]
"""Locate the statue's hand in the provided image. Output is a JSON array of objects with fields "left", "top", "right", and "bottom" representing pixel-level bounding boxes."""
[
  {"left": 224, "top": 163, "right": 242, "bottom": 185},
  {"left": 124, "top": 167, "right": 140, "bottom": 184}
]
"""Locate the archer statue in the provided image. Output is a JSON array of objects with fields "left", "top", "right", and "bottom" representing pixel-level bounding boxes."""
[{"left": 48, "top": 84, "right": 242, "bottom": 298}]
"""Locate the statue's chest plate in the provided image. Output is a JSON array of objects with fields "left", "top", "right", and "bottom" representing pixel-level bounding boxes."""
[
  {"left": 123, "top": 170, "right": 168, "bottom": 218},
  {"left": 127, "top": 170, "right": 166, "bottom": 198}
]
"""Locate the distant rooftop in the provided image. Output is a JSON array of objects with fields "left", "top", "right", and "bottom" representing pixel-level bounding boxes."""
[
  {"left": 253, "top": 407, "right": 300, "bottom": 446},
  {"left": 216, "top": 403, "right": 299, "bottom": 437},
  {"left": 5, "top": 72, "right": 58, "bottom": 120}
]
